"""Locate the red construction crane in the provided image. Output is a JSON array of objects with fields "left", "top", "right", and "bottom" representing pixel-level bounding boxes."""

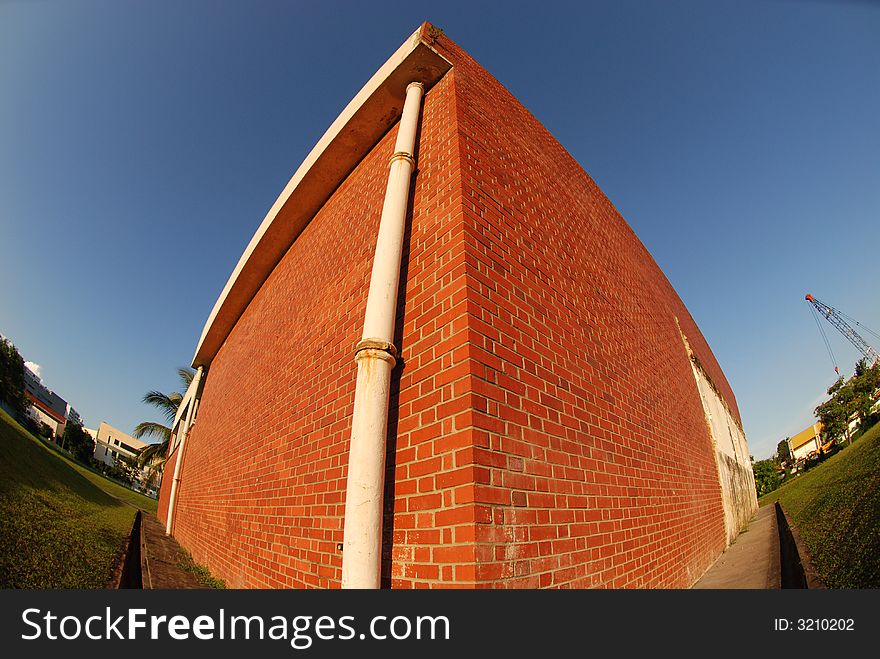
[{"left": 805, "top": 294, "right": 880, "bottom": 374}]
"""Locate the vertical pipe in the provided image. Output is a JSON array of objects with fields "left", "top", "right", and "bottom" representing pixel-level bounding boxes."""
[
  {"left": 342, "top": 81, "right": 424, "bottom": 589},
  {"left": 165, "top": 366, "right": 203, "bottom": 536}
]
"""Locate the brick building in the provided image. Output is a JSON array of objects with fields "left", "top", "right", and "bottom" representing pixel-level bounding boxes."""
[{"left": 158, "top": 23, "right": 756, "bottom": 588}]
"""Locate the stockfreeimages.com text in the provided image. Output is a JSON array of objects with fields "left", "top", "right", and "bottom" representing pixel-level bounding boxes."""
[{"left": 21, "top": 607, "right": 450, "bottom": 649}]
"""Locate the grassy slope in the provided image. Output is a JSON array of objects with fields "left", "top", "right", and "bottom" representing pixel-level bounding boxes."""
[
  {"left": 0, "top": 409, "right": 156, "bottom": 588},
  {"left": 760, "top": 420, "right": 880, "bottom": 588},
  {"left": 36, "top": 434, "right": 158, "bottom": 513}
]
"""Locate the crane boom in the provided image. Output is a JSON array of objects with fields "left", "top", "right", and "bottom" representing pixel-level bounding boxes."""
[{"left": 805, "top": 294, "right": 880, "bottom": 366}]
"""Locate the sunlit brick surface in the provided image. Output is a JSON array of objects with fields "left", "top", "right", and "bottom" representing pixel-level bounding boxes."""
[{"left": 160, "top": 25, "right": 740, "bottom": 588}]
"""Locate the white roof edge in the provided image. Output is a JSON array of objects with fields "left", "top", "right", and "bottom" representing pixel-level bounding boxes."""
[{"left": 191, "top": 25, "right": 452, "bottom": 368}]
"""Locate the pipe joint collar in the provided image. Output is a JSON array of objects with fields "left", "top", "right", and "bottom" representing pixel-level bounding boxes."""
[
  {"left": 389, "top": 151, "right": 414, "bottom": 167},
  {"left": 355, "top": 338, "right": 398, "bottom": 365}
]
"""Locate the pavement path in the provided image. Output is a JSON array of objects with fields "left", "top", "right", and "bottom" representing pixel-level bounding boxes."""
[
  {"left": 692, "top": 504, "right": 780, "bottom": 589},
  {"left": 140, "top": 512, "right": 204, "bottom": 589}
]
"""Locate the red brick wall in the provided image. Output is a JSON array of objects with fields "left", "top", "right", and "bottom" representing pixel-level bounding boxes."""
[
  {"left": 428, "top": 32, "right": 731, "bottom": 587},
  {"left": 164, "top": 69, "right": 479, "bottom": 588},
  {"left": 161, "top": 26, "right": 740, "bottom": 589}
]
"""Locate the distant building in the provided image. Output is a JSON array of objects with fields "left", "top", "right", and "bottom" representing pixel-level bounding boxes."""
[
  {"left": 788, "top": 423, "right": 822, "bottom": 463},
  {"left": 23, "top": 367, "right": 68, "bottom": 438},
  {"left": 93, "top": 421, "right": 156, "bottom": 495},
  {"left": 93, "top": 421, "right": 147, "bottom": 467},
  {"left": 66, "top": 404, "right": 83, "bottom": 428}
]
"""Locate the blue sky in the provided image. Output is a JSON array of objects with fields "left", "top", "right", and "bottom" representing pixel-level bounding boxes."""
[{"left": 1, "top": 0, "right": 877, "bottom": 460}]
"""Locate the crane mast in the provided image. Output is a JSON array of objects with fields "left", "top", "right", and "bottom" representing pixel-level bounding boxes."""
[{"left": 805, "top": 294, "right": 880, "bottom": 367}]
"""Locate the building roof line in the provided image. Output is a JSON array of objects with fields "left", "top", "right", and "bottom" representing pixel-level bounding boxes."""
[
  {"left": 25, "top": 391, "right": 67, "bottom": 424},
  {"left": 191, "top": 24, "right": 452, "bottom": 368},
  {"left": 788, "top": 422, "right": 822, "bottom": 450}
]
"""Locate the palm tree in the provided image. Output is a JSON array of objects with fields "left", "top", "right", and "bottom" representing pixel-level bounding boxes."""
[{"left": 133, "top": 367, "right": 194, "bottom": 485}]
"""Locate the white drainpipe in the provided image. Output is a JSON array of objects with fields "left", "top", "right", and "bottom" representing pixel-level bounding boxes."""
[
  {"left": 165, "top": 365, "right": 204, "bottom": 536},
  {"left": 342, "top": 81, "right": 424, "bottom": 588}
]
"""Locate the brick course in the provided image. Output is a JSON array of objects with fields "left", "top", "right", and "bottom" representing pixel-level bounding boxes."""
[{"left": 159, "top": 24, "right": 744, "bottom": 589}]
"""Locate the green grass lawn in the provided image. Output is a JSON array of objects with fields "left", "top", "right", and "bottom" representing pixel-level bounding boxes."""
[
  {"left": 36, "top": 434, "right": 158, "bottom": 513},
  {"left": 0, "top": 408, "right": 157, "bottom": 588},
  {"left": 760, "top": 420, "right": 880, "bottom": 588}
]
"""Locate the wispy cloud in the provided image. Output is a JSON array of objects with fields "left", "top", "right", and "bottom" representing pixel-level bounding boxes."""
[{"left": 24, "top": 361, "right": 42, "bottom": 380}]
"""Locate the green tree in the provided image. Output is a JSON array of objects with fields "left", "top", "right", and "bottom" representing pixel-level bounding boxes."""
[
  {"left": 851, "top": 359, "right": 880, "bottom": 431},
  {"left": 752, "top": 459, "right": 781, "bottom": 497},
  {"left": 0, "top": 336, "right": 29, "bottom": 416},
  {"left": 133, "top": 367, "right": 195, "bottom": 485},
  {"left": 776, "top": 438, "right": 792, "bottom": 466},
  {"left": 112, "top": 454, "right": 140, "bottom": 485},
  {"left": 815, "top": 376, "right": 856, "bottom": 445},
  {"left": 61, "top": 422, "right": 95, "bottom": 463}
]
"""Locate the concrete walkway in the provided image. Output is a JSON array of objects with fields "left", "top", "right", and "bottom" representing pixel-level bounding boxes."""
[{"left": 692, "top": 504, "right": 780, "bottom": 589}]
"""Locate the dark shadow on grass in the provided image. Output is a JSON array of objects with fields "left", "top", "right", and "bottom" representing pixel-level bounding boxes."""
[{"left": 0, "top": 412, "right": 130, "bottom": 509}]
